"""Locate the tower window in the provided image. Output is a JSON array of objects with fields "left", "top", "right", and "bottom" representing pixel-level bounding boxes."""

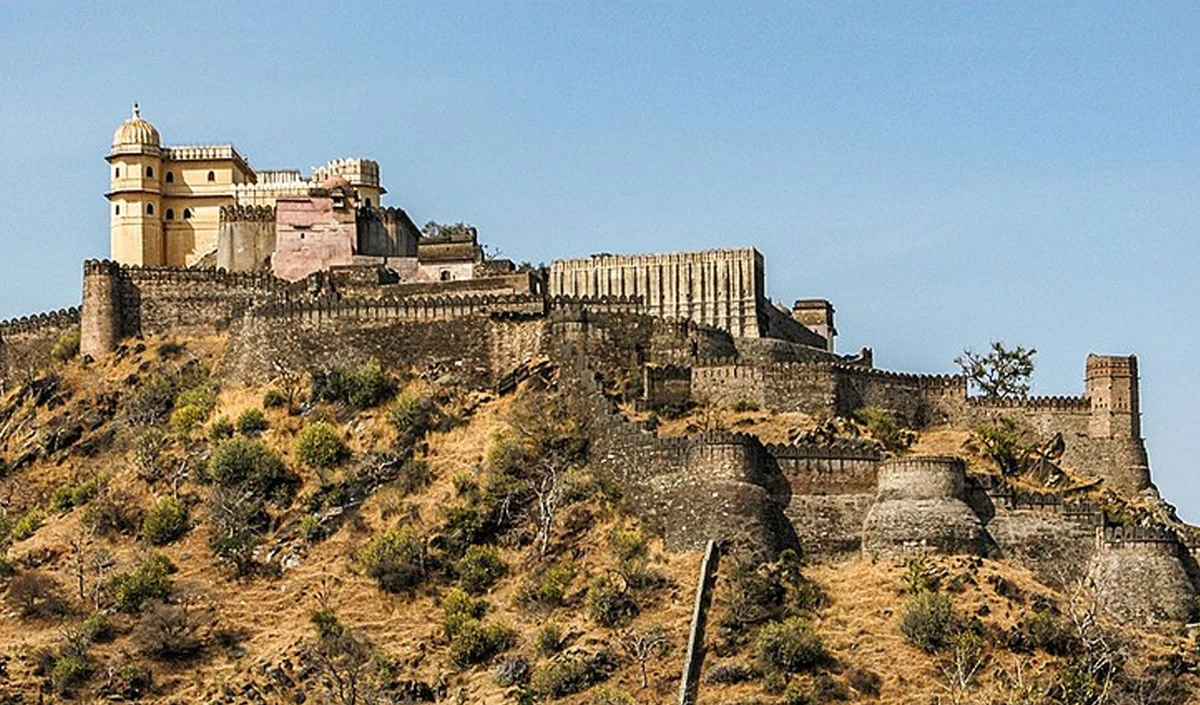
[
  {"left": 440, "top": 270, "right": 452, "bottom": 281},
  {"left": 165, "top": 171, "right": 174, "bottom": 183},
  {"left": 146, "top": 166, "right": 154, "bottom": 178},
  {"left": 166, "top": 209, "right": 174, "bottom": 220},
  {"left": 183, "top": 209, "right": 192, "bottom": 220},
  {"left": 365, "top": 198, "right": 372, "bottom": 207},
  {"left": 207, "top": 171, "right": 215, "bottom": 182},
  {"left": 146, "top": 203, "right": 154, "bottom": 215},
  {"left": 114, "top": 204, "right": 120, "bottom": 215},
  {"left": 114, "top": 167, "right": 120, "bottom": 178}
]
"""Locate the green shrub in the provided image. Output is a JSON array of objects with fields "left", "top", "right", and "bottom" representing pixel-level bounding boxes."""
[
  {"left": 208, "top": 436, "right": 295, "bottom": 502},
  {"left": 141, "top": 496, "right": 188, "bottom": 545},
  {"left": 585, "top": 574, "right": 635, "bottom": 628},
  {"left": 82, "top": 610, "right": 114, "bottom": 643},
  {"left": 170, "top": 404, "right": 209, "bottom": 435},
  {"left": 50, "top": 485, "right": 77, "bottom": 513},
  {"left": 610, "top": 527, "right": 648, "bottom": 566},
  {"left": 175, "top": 384, "right": 218, "bottom": 416},
  {"left": 442, "top": 588, "right": 487, "bottom": 638},
  {"left": 855, "top": 405, "right": 915, "bottom": 453},
  {"left": 262, "top": 389, "right": 287, "bottom": 408},
  {"left": 300, "top": 514, "right": 324, "bottom": 544},
  {"left": 457, "top": 545, "right": 506, "bottom": 594},
  {"left": 11, "top": 508, "right": 44, "bottom": 541},
  {"left": 515, "top": 561, "right": 576, "bottom": 610},
  {"left": 530, "top": 654, "right": 606, "bottom": 699},
  {"left": 360, "top": 525, "right": 428, "bottom": 593},
  {"left": 312, "top": 359, "right": 394, "bottom": 409},
  {"left": 51, "top": 651, "right": 93, "bottom": 696},
  {"left": 898, "top": 591, "right": 961, "bottom": 653},
  {"left": 235, "top": 408, "right": 268, "bottom": 435},
  {"left": 730, "top": 398, "right": 759, "bottom": 413},
  {"left": 753, "top": 617, "right": 825, "bottom": 673},
  {"left": 448, "top": 618, "right": 514, "bottom": 667},
  {"left": 537, "top": 621, "right": 566, "bottom": 656},
  {"left": 107, "top": 554, "right": 175, "bottom": 613},
  {"left": 388, "top": 393, "right": 431, "bottom": 447},
  {"left": 781, "top": 679, "right": 812, "bottom": 705},
  {"left": 295, "top": 421, "right": 348, "bottom": 469},
  {"left": 590, "top": 686, "right": 634, "bottom": 705},
  {"left": 50, "top": 327, "right": 81, "bottom": 363},
  {"left": 208, "top": 416, "right": 235, "bottom": 442},
  {"left": 109, "top": 663, "right": 153, "bottom": 699}
]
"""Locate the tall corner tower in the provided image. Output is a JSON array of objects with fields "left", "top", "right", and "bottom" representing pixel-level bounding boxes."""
[
  {"left": 107, "top": 104, "right": 164, "bottom": 265},
  {"left": 1086, "top": 354, "right": 1141, "bottom": 439}
]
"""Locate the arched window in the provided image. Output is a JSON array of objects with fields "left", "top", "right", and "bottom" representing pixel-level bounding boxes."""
[
  {"left": 165, "top": 171, "right": 174, "bottom": 183},
  {"left": 365, "top": 198, "right": 372, "bottom": 207},
  {"left": 166, "top": 209, "right": 174, "bottom": 220},
  {"left": 146, "top": 203, "right": 154, "bottom": 215},
  {"left": 206, "top": 171, "right": 215, "bottom": 182},
  {"left": 183, "top": 208, "right": 192, "bottom": 220},
  {"left": 440, "top": 270, "right": 452, "bottom": 281},
  {"left": 146, "top": 166, "right": 154, "bottom": 178}
]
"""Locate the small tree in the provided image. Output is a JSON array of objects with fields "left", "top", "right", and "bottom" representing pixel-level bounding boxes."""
[
  {"left": 618, "top": 624, "right": 670, "bottom": 689},
  {"left": 955, "top": 341, "right": 1036, "bottom": 400}
]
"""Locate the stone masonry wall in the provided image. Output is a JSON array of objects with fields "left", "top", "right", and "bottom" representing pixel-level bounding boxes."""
[
  {"left": 225, "top": 310, "right": 547, "bottom": 388},
  {"left": 0, "top": 308, "right": 80, "bottom": 390}
]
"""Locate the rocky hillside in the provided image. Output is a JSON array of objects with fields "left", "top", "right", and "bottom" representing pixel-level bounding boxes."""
[{"left": 0, "top": 336, "right": 1197, "bottom": 704}]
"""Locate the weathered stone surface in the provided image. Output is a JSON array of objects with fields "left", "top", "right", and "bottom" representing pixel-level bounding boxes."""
[
  {"left": 1088, "top": 528, "right": 1196, "bottom": 626},
  {"left": 862, "top": 456, "right": 988, "bottom": 559}
]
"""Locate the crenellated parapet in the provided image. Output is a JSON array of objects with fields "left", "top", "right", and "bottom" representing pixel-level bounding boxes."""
[
  {"left": 1099, "top": 525, "right": 1177, "bottom": 545},
  {"left": 248, "top": 292, "right": 547, "bottom": 324},
  {"left": 0, "top": 308, "right": 81, "bottom": 338},
  {"left": 966, "top": 395, "right": 1090, "bottom": 411},
  {"left": 1089, "top": 522, "right": 1195, "bottom": 625},
  {"left": 832, "top": 362, "right": 964, "bottom": 389},
  {"left": 219, "top": 204, "right": 275, "bottom": 222}
]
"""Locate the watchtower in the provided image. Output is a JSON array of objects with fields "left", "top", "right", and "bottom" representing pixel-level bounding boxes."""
[
  {"left": 1086, "top": 354, "right": 1140, "bottom": 439},
  {"left": 107, "top": 104, "right": 164, "bottom": 265}
]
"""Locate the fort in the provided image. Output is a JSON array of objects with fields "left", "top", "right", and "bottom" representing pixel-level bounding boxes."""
[{"left": 0, "top": 107, "right": 1196, "bottom": 628}]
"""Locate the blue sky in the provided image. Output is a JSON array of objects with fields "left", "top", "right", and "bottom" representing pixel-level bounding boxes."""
[{"left": 1, "top": 2, "right": 1197, "bottom": 518}]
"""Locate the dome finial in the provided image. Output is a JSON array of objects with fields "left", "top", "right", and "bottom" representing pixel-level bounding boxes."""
[{"left": 132, "top": 102, "right": 141, "bottom": 119}]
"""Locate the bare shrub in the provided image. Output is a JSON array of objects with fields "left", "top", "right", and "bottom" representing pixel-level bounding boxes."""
[{"left": 6, "top": 570, "right": 70, "bottom": 618}]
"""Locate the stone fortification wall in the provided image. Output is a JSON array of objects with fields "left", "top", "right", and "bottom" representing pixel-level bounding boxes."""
[
  {"left": 832, "top": 364, "right": 964, "bottom": 426},
  {"left": 767, "top": 441, "right": 881, "bottom": 556},
  {"left": 1088, "top": 527, "right": 1196, "bottom": 625},
  {"left": 225, "top": 300, "right": 548, "bottom": 386},
  {"left": 0, "top": 308, "right": 80, "bottom": 388},
  {"left": 217, "top": 205, "right": 275, "bottom": 272},
  {"left": 691, "top": 359, "right": 962, "bottom": 423},
  {"left": 80, "top": 260, "right": 287, "bottom": 357},
  {"left": 979, "top": 487, "right": 1103, "bottom": 584},
  {"left": 862, "top": 456, "right": 988, "bottom": 559},
  {"left": 643, "top": 364, "right": 692, "bottom": 409},
  {"left": 691, "top": 361, "right": 836, "bottom": 414}
]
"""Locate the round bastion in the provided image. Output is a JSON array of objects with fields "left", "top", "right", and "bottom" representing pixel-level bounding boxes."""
[{"left": 862, "top": 456, "right": 988, "bottom": 559}]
